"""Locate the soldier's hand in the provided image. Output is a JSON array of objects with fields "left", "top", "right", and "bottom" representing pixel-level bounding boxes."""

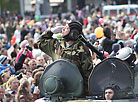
[{"left": 51, "top": 26, "right": 64, "bottom": 34}]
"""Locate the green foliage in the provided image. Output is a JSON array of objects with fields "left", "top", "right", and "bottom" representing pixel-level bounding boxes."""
[{"left": 0, "top": 0, "right": 20, "bottom": 13}]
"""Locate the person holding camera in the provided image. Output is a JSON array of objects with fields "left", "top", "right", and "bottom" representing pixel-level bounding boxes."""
[
  {"left": 37, "top": 21, "right": 93, "bottom": 97},
  {"left": 16, "top": 40, "right": 33, "bottom": 63}
]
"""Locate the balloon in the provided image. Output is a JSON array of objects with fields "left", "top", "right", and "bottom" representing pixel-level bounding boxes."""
[
  {"left": 35, "top": 16, "right": 40, "bottom": 21},
  {"left": 98, "top": 11, "right": 101, "bottom": 16},
  {"left": 10, "top": 40, "right": 15, "bottom": 45},
  {"left": 83, "top": 18, "right": 88, "bottom": 26},
  {"left": 99, "top": 18, "right": 104, "bottom": 24},
  {"left": 30, "top": 20, "right": 34, "bottom": 25},
  {"left": 27, "top": 23, "right": 31, "bottom": 27},
  {"left": 26, "top": 20, "right": 30, "bottom": 24},
  {"left": 94, "top": 27, "right": 104, "bottom": 38},
  {"left": 12, "top": 36, "right": 16, "bottom": 41},
  {"left": 106, "top": 16, "right": 110, "bottom": 20}
]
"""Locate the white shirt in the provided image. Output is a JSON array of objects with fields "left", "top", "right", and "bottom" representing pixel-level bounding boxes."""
[
  {"left": 14, "top": 30, "right": 21, "bottom": 42},
  {"left": 32, "top": 48, "right": 42, "bottom": 59},
  {"left": 34, "top": 33, "right": 41, "bottom": 43}
]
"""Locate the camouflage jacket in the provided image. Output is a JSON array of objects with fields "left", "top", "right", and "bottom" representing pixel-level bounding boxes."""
[{"left": 37, "top": 30, "right": 93, "bottom": 80}]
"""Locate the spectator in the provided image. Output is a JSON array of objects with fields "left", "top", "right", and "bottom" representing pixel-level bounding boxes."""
[
  {"left": 14, "top": 47, "right": 30, "bottom": 72},
  {"left": 34, "top": 29, "right": 41, "bottom": 43},
  {"left": 36, "top": 55, "right": 45, "bottom": 67},
  {"left": 5, "top": 22, "right": 15, "bottom": 42},
  {"left": 16, "top": 40, "right": 33, "bottom": 63},
  {"left": 22, "top": 58, "right": 30, "bottom": 69},
  {"left": 103, "top": 26, "right": 117, "bottom": 54},
  {"left": 0, "top": 85, "right": 6, "bottom": 101},
  {"left": 31, "top": 71, "right": 43, "bottom": 98},
  {"left": 0, "top": 43, "right": 3, "bottom": 51},
  {"left": 1, "top": 70, "right": 10, "bottom": 88},
  {"left": 20, "top": 25, "right": 29, "bottom": 42},
  {"left": 6, "top": 76, "right": 19, "bottom": 102},
  {"left": 89, "top": 33, "right": 97, "bottom": 44},
  {"left": 28, "top": 38, "right": 34, "bottom": 51},
  {"left": 41, "top": 53, "right": 53, "bottom": 65},
  {"left": 32, "top": 43, "right": 42, "bottom": 59},
  {"left": 6, "top": 76, "right": 19, "bottom": 93},
  {"left": 17, "top": 79, "right": 39, "bottom": 102},
  {"left": 0, "top": 24, "right": 5, "bottom": 34},
  {"left": 11, "top": 43, "right": 19, "bottom": 58},
  {"left": 13, "top": 25, "right": 21, "bottom": 43},
  {"left": 25, "top": 70, "right": 33, "bottom": 84},
  {"left": 0, "top": 48, "right": 8, "bottom": 56},
  {"left": 0, "top": 55, "right": 15, "bottom": 75},
  {"left": 32, "top": 68, "right": 44, "bottom": 79},
  {"left": 109, "top": 43, "right": 121, "bottom": 57},
  {"left": 117, "top": 32, "right": 126, "bottom": 48},
  {"left": 28, "top": 59, "right": 37, "bottom": 71}
]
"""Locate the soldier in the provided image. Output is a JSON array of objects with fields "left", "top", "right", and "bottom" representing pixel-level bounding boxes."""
[
  {"left": 104, "top": 85, "right": 121, "bottom": 100},
  {"left": 104, "top": 87, "right": 115, "bottom": 100},
  {"left": 37, "top": 21, "right": 93, "bottom": 97}
]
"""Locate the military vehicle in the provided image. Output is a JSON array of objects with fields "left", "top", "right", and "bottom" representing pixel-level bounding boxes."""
[{"left": 39, "top": 36, "right": 138, "bottom": 102}]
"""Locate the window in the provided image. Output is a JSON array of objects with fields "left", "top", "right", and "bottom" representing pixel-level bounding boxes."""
[
  {"left": 136, "top": 8, "right": 138, "bottom": 13},
  {"left": 104, "top": 10, "right": 108, "bottom": 15},
  {"left": 119, "top": 9, "right": 127, "bottom": 14},
  {"left": 110, "top": 10, "right": 117, "bottom": 15},
  {"left": 130, "top": 9, "right": 136, "bottom": 13}
]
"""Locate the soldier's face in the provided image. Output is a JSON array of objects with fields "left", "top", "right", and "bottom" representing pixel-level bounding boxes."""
[
  {"left": 105, "top": 89, "right": 114, "bottom": 100},
  {"left": 62, "top": 24, "right": 70, "bottom": 37}
]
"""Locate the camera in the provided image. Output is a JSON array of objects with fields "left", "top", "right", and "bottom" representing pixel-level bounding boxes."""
[
  {"left": 8, "top": 59, "right": 11, "bottom": 64},
  {"left": 26, "top": 45, "right": 30, "bottom": 49},
  {"left": 16, "top": 73, "right": 23, "bottom": 80},
  {"left": 25, "top": 44, "right": 32, "bottom": 51}
]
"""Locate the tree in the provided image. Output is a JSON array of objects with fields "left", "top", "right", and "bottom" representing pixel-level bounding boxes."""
[{"left": 0, "top": 0, "right": 20, "bottom": 13}]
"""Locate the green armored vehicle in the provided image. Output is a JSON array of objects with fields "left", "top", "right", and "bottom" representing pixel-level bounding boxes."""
[{"left": 39, "top": 52, "right": 138, "bottom": 102}]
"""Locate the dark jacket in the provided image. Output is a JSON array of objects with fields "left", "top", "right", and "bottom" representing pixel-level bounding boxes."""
[
  {"left": 103, "top": 37, "right": 116, "bottom": 54},
  {"left": 21, "top": 29, "right": 29, "bottom": 42},
  {"left": 15, "top": 54, "right": 26, "bottom": 71}
]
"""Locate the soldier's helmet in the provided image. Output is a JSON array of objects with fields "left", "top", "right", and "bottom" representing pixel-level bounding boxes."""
[{"left": 67, "top": 21, "right": 83, "bottom": 41}]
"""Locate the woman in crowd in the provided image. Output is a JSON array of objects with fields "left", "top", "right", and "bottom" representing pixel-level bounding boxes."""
[
  {"left": 0, "top": 70, "right": 11, "bottom": 88},
  {"left": 16, "top": 40, "right": 33, "bottom": 63},
  {"left": 17, "top": 79, "right": 39, "bottom": 102},
  {"left": 6, "top": 76, "right": 19, "bottom": 102},
  {"left": 31, "top": 71, "right": 43, "bottom": 98}
]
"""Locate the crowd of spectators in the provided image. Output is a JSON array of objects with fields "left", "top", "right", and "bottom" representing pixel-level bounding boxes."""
[{"left": 0, "top": 1, "right": 138, "bottom": 101}]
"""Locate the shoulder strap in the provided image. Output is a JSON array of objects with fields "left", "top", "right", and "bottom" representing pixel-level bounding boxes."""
[{"left": 83, "top": 45, "right": 91, "bottom": 55}]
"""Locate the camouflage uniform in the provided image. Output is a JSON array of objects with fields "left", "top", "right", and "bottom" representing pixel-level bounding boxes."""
[{"left": 37, "top": 30, "right": 93, "bottom": 96}]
